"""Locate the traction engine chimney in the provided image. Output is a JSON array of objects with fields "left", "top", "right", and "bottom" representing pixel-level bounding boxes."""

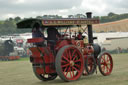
[{"left": 86, "top": 12, "right": 93, "bottom": 44}]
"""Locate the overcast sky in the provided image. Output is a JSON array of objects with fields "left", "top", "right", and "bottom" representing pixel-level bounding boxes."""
[{"left": 0, "top": 0, "right": 128, "bottom": 20}]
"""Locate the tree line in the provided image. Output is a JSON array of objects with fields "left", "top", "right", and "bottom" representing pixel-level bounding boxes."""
[
  {"left": 0, "top": 12, "right": 128, "bottom": 35},
  {"left": 94, "top": 12, "right": 128, "bottom": 23}
]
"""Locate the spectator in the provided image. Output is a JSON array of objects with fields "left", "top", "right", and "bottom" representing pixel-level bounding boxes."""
[
  {"left": 77, "top": 31, "right": 83, "bottom": 40},
  {"left": 47, "top": 27, "right": 61, "bottom": 41},
  {"left": 32, "top": 23, "right": 45, "bottom": 46},
  {"left": 47, "top": 27, "right": 61, "bottom": 55},
  {"left": 32, "top": 23, "right": 45, "bottom": 38}
]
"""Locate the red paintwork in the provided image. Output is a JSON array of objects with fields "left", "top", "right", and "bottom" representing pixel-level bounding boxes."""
[
  {"left": 0, "top": 56, "right": 20, "bottom": 61},
  {"left": 17, "top": 17, "right": 113, "bottom": 81},
  {"left": 99, "top": 52, "right": 113, "bottom": 75},
  {"left": 55, "top": 40, "right": 76, "bottom": 50},
  {"left": 27, "top": 37, "right": 44, "bottom": 43},
  {"left": 28, "top": 35, "right": 112, "bottom": 80},
  {"left": 28, "top": 37, "right": 95, "bottom": 74},
  {"left": 60, "top": 46, "right": 84, "bottom": 81},
  {"left": 29, "top": 46, "right": 56, "bottom": 74},
  {"left": 16, "top": 39, "right": 23, "bottom": 43}
]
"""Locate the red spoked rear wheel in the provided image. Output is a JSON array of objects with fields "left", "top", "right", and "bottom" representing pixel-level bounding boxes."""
[
  {"left": 85, "top": 56, "right": 96, "bottom": 75},
  {"left": 33, "top": 67, "right": 57, "bottom": 81},
  {"left": 56, "top": 45, "right": 84, "bottom": 81},
  {"left": 98, "top": 52, "right": 113, "bottom": 76}
]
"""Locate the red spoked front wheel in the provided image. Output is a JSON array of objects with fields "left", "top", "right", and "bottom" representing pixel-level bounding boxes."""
[
  {"left": 56, "top": 45, "right": 84, "bottom": 81},
  {"left": 98, "top": 52, "right": 113, "bottom": 76}
]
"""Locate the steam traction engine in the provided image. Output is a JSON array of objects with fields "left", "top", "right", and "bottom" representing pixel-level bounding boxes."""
[
  {"left": 17, "top": 12, "right": 113, "bottom": 81},
  {"left": 0, "top": 39, "right": 20, "bottom": 61}
]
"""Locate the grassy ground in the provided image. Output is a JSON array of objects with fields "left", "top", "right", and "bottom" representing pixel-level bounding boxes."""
[
  {"left": 0, "top": 53, "right": 128, "bottom": 85},
  {"left": 16, "top": 57, "right": 29, "bottom": 61}
]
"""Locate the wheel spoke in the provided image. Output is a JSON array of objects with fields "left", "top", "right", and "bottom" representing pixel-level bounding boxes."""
[
  {"left": 100, "top": 58, "right": 104, "bottom": 63},
  {"left": 101, "top": 62, "right": 105, "bottom": 65},
  {"left": 98, "top": 53, "right": 113, "bottom": 76},
  {"left": 104, "top": 55, "right": 105, "bottom": 60},
  {"left": 102, "top": 65, "right": 105, "bottom": 72},
  {"left": 72, "top": 49, "right": 77, "bottom": 57},
  {"left": 72, "top": 66, "right": 80, "bottom": 73},
  {"left": 62, "top": 56, "right": 70, "bottom": 62},
  {"left": 61, "top": 60, "right": 67, "bottom": 63},
  {"left": 88, "top": 60, "right": 94, "bottom": 66},
  {"left": 73, "top": 55, "right": 77, "bottom": 61},
  {"left": 62, "top": 63, "right": 70, "bottom": 68},
  {"left": 104, "top": 66, "right": 106, "bottom": 73},
  {"left": 106, "top": 65, "right": 110, "bottom": 72},
  {"left": 107, "top": 56, "right": 109, "bottom": 62},
  {"left": 110, "top": 64, "right": 112, "bottom": 66},
  {"left": 68, "top": 50, "right": 72, "bottom": 60},
  {"left": 71, "top": 67, "right": 75, "bottom": 77},
  {"left": 69, "top": 68, "right": 73, "bottom": 78},
  {"left": 105, "top": 55, "right": 108, "bottom": 63},
  {"left": 65, "top": 66, "right": 70, "bottom": 76},
  {"left": 56, "top": 46, "right": 84, "bottom": 81},
  {"left": 102, "top": 56, "right": 106, "bottom": 62},
  {"left": 74, "top": 64, "right": 81, "bottom": 68},
  {"left": 74, "top": 59, "right": 81, "bottom": 63},
  {"left": 64, "top": 67, "right": 68, "bottom": 72},
  {"left": 107, "top": 62, "right": 111, "bottom": 65}
]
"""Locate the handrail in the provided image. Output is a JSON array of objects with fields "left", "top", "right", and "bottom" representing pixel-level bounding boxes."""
[{"left": 27, "top": 37, "right": 44, "bottom": 43}]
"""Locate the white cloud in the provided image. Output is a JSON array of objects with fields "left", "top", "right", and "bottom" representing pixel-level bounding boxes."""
[
  {"left": 0, "top": 0, "right": 128, "bottom": 20},
  {"left": 15, "top": 0, "right": 25, "bottom": 4},
  {"left": 59, "top": 9, "right": 69, "bottom": 13},
  {"left": 6, "top": 14, "right": 16, "bottom": 17},
  {"left": 81, "top": 0, "right": 107, "bottom": 15}
]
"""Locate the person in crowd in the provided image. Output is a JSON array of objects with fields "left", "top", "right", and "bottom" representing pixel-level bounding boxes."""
[
  {"left": 32, "top": 23, "right": 45, "bottom": 46},
  {"left": 47, "top": 27, "right": 61, "bottom": 41},
  {"left": 77, "top": 31, "right": 83, "bottom": 40},
  {"left": 47, "top": 27, "right": 61, "bottom": 54}
]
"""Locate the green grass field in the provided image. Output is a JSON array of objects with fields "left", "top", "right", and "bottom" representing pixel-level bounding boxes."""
[{"left": 0, "top": 53, "right": 128, "bottom": 85}]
